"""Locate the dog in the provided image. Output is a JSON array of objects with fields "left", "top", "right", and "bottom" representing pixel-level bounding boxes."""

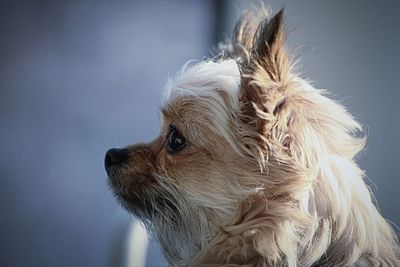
[{"left": 105, "top": 7, "right": 400, "bottom": 267}]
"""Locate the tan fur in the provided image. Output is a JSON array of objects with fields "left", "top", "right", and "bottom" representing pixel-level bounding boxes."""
[{"left": 107, "top": 7, "right": 400, "bottom": 267}]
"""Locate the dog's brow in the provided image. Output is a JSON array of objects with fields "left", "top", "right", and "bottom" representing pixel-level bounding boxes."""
[
  {"left": 160, "top": 100, "right": 182, "bottom": 120},
  {"left": 160, "top": 105, "right": 172, "bottom": 119},
  {"left": 160, "top": 106, "right": 167, "bottom": 116}
]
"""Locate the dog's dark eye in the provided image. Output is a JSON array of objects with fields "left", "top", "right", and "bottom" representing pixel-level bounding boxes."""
[{"left": 166, "top": 125, "right": 186, "bottom": 154}]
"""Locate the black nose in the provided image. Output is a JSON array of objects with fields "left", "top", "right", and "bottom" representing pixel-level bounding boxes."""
[{"left": 104, "top": 148, "right": 129, "bottom": 174}]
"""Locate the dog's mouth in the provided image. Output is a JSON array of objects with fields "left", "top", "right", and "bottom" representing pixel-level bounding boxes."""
[{"left": 107, "top": 168, "right": 163, "bottom": 217}]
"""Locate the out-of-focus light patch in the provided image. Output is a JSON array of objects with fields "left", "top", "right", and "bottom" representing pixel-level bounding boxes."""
[{"left": 126, "top": 221, "right": 149, "bottom": 267}]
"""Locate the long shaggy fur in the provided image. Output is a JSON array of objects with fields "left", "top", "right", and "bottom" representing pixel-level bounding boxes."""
[{"left": 107, "top": 7, "right": 400, "bottom": 267}]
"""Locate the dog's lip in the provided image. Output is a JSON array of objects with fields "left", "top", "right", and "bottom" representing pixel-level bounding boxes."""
[
  {"left": 107, "top": 170, "right": 154, "bottom": 187},
  {"left": 106, "top": 167, "right": 121, "bottom": 182},
  {"left": 105, "top": 163, "right": 121, "bottom": 176}
]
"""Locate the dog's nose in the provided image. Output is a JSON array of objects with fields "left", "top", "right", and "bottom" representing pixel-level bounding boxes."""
[{"left": 104, "top": 148, "right": 129, "bottom": 174}]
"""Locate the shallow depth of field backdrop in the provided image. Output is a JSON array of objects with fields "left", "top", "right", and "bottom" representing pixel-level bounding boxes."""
[{"left": 0, "top": 1, "right": 399, "bottom": 267}]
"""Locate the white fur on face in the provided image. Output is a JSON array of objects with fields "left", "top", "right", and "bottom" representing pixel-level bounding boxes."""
[{"left": 164, "top": 59, "right": 241, "bottom": 102}]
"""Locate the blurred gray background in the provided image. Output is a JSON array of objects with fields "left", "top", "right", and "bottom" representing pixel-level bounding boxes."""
[{"left": 0, "top": 1, "right": 399, "bottom": 267}]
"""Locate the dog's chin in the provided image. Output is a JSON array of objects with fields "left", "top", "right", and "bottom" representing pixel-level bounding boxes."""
[{"left": 107, "top": 170, "right": 158, "bottom": 218}]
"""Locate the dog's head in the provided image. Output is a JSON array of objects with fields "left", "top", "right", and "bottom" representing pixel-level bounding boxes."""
[{"left": 105, "top": 9, "right": 366, "bottom": 265}]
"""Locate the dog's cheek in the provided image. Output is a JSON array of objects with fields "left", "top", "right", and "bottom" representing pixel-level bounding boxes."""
[{"left": 169, "top": 153, "right": 238, "bottom": 205}]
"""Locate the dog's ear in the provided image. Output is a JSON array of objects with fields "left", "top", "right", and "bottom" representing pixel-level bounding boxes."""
[
  {"left": 238, "top": 9, "right": 292, "bottom": 154},
  {"left": 229, "top": 12, "right": 259, "bottom": 56},
  {"left": 249, "top": 9, "right": 289, "bottom": 82}
]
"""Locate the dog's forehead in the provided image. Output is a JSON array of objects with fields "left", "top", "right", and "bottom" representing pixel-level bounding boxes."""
[{"left": 163, "top": 59, "right": 241, "bottom": 103}]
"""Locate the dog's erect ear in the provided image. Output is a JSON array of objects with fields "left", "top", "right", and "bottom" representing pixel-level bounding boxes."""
[
  {"left": 238, "top": 9, "right": 292, "bottom": 153},
  {"left": 229, "top": 12, "right": 259, "bottom": 57},
  {"left": 250, "top": 9, "right": 289, "bottom": 82},
  {"left": 218, "top": 11, "right": 259, "bottom": 61}
]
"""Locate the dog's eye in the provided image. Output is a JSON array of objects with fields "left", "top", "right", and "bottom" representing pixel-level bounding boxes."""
[{"left": 166, "top": 125, "right": 187, "bottom": 154}]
